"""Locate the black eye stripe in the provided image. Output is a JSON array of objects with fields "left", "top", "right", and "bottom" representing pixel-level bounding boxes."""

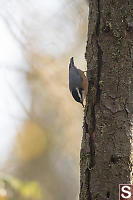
[
  {"left": 72, "top": 90, "right": 80, "bottom": 102},
  {"left": 76, "top": 88, "right": 83, "bottom": 98},
  {"left": 76, "top": 88, "right": 81, "bottom": 99},
  {"left": 72, "top": 88, "right": 83, "bottom": 103}
]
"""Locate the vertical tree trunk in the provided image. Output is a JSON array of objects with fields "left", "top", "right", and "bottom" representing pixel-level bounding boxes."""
[{"left": 80, "top": 0, "right": 133, "bottom": 199}]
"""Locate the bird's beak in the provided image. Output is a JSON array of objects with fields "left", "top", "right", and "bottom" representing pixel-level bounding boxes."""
[{"left": 81, "top": 102, "right": 84, "bottom": 108}]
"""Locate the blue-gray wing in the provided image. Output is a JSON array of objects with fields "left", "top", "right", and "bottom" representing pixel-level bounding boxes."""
[{"left": 69, "top": 66, "right": 82, "bottom": 91}]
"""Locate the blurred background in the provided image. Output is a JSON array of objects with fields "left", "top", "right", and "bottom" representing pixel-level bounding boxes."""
[{"left": 0, "top": 0, "right": 88, "bottom": 199}]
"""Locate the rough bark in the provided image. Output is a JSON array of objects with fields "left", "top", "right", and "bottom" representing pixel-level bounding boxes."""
[{"left": 80, "top": 0, "right": 133, "bottom": 200}]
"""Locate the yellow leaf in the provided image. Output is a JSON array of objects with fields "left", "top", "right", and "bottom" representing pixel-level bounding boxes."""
[{"left": 15, "top": 120, "right": 47, "bottom": 162}]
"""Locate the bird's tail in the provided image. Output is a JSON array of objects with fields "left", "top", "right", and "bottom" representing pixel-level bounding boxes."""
[{"left": 69, "top": 57, "right": 74, "bottom": 69}]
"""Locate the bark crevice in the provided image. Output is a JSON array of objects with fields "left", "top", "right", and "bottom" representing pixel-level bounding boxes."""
[
  {"left": 96, "top": 0, "right": 103, "bottom": 102},
  {"left": 82, "top": 0, "right": 103, "bottom": 199},
  {"left": 96, "top": 42, "right": 102, "bottom": 102},
  {"left": 89, "top": 0, "right": 103, "bottom": 170},
  {"left": 96, "top": 0, "right": 101, "bottom": 36}
]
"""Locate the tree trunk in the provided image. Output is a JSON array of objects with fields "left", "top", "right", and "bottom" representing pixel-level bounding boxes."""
[{"left": 80, "top": 0, "right": 133, "bottom": 199}]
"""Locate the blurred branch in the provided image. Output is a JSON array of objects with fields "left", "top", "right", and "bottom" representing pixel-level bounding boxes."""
[
  {"left": 6, "top": 80, "right": 31, "bottom": 119},
  {"left": 0, "top": 13, "right": 26, "bottom": 50}
]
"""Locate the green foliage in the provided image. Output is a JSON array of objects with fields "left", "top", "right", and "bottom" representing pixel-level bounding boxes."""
[{"left": 1, "top": 176, "right": 42, "bottom": 200}]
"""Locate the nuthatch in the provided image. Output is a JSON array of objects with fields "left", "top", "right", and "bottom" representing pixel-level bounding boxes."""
[{"left": 69, "top": 57, "right": 88, "bottom": 107}]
